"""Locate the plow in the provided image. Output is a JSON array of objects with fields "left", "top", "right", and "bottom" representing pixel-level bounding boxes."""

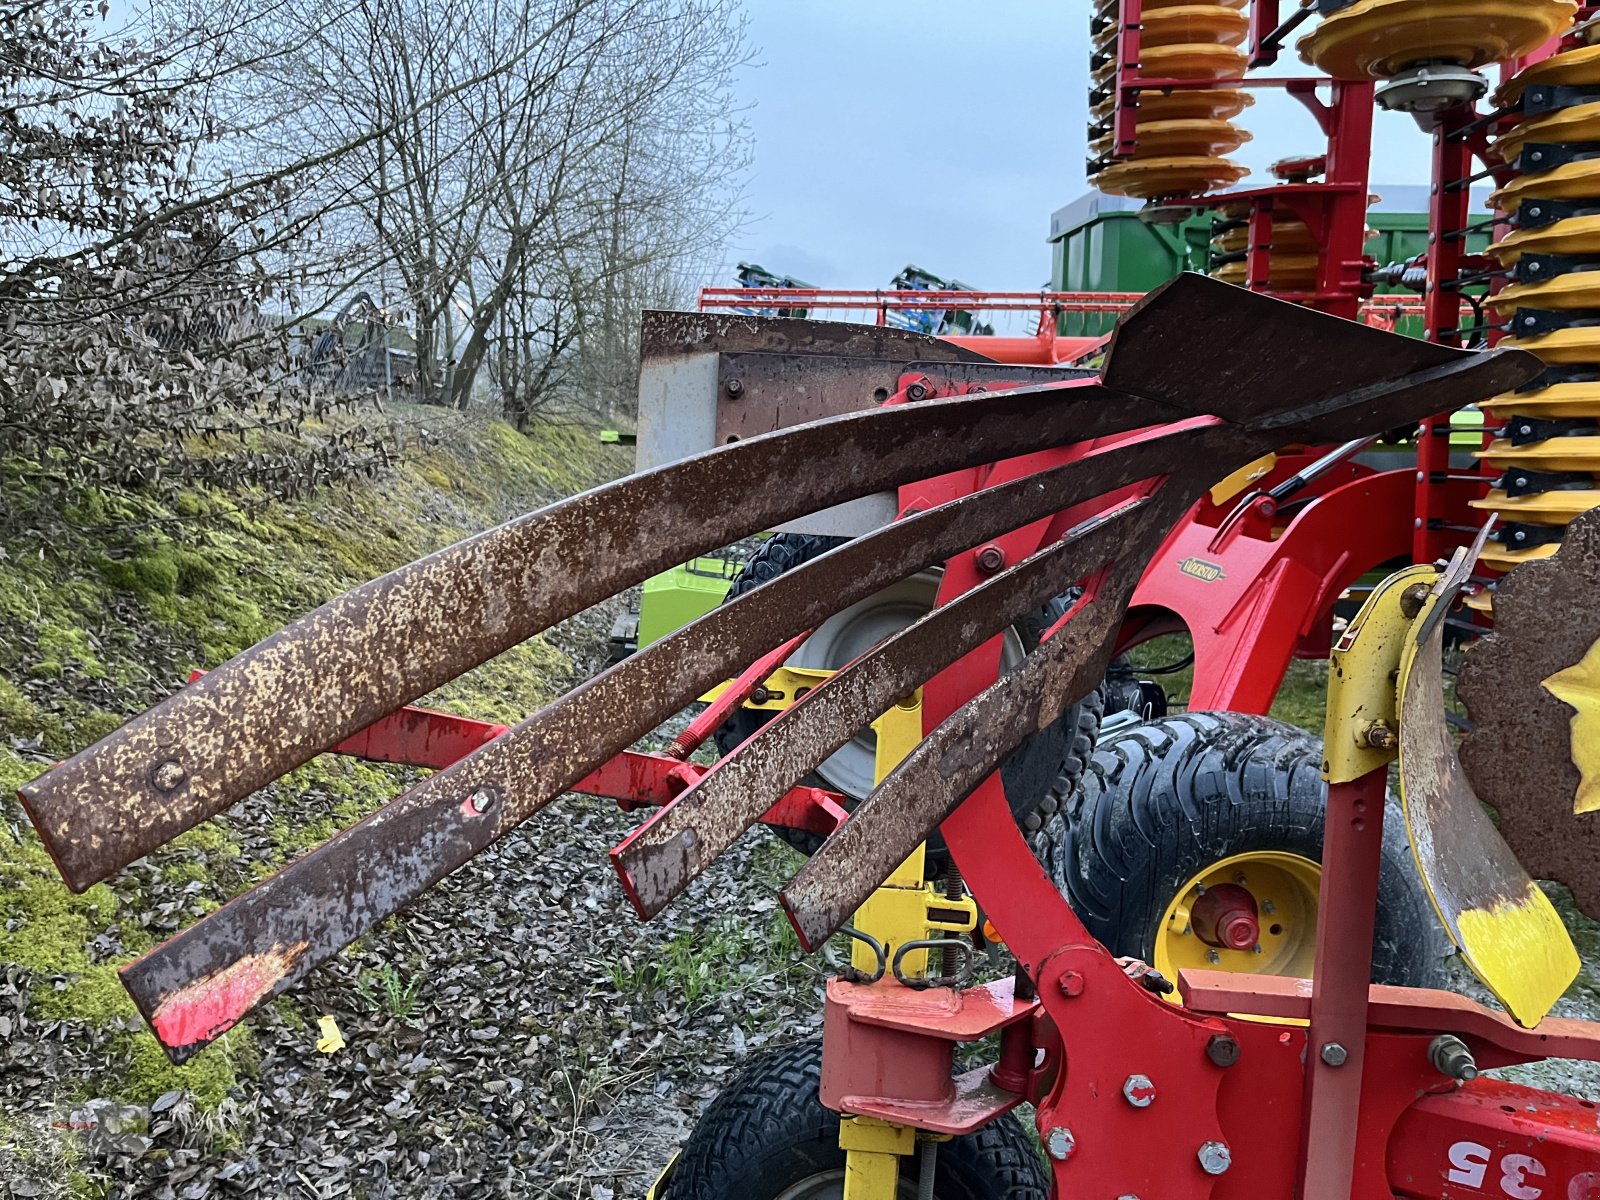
[{"left": 22, "top": 2, "right": 1600, "bottom": 1198}]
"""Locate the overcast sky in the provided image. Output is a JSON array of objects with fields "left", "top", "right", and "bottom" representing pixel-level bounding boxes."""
[{"left": 726, "top": 0, "right": 1443, "bottom": 292}]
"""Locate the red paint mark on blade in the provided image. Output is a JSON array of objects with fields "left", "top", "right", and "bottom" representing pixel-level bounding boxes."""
[{"left": 137, "top": 942, "right": 308, "bottom": 1050}]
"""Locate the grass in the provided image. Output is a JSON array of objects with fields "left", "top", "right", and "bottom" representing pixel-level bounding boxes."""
[
  {"left": 1123, "top": 633, "right": 1330, "bottom": 733},
  {"left": 356, "top": 963, "right": 426, "bottom": 1024}
]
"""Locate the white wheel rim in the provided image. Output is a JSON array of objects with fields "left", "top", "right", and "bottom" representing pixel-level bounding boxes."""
[{"left": 787, "top": 568, "right": 1026, "bottom": 800}]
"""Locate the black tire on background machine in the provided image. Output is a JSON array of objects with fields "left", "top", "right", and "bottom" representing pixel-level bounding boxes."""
[
  {"left": 714, "top": 533, "right": 1102, "bottom": 864},
  {"left": 660, "top": 1039, "right": 1050, "bottom": 1200},
  {"left": 1035, "top": 710, "right": 1449, "bottom": 987}
]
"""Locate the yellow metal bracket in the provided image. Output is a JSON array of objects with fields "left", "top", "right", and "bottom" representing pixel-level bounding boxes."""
[
  {"left": 1323, "top": 564, "right": 1437, "bottom": 784},
  {"left": 849, "top": 694, "right": 979, "bottom": 977},
  {"left": 837, "top": 691, "right": 975, "bottom": 1193},
  {"left": 839, "top": 1117, "right": 916, "bottom": 1199}
]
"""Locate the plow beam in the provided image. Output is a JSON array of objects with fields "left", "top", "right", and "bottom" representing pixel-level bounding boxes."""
[{"left": 12, "top": 275, "right": 1539, "bottom": 1062}]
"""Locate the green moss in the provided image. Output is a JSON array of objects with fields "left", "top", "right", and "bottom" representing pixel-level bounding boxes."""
[
  {"left": 0, "top": 830, "right": 120, "bottom": 976},
  {"left": 32, "top": 963, "right": 134, "bottom": 1023},
  {"left": 98, "top": 550, "right": 179, "bottom": 599},
  {"left": 115, "top": 1027, "right": 253, "bottom": 1109},
  {"left": 0, "top": 676, "right": 46, "bottom": 738},
  {"left": 34, "top": 623, "right": 105, "bottom": 679}
]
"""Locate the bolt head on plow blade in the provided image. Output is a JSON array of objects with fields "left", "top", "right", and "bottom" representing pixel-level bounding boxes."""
[{"left": 12, "top": 275, "right": 1539, "bottom": 1061}]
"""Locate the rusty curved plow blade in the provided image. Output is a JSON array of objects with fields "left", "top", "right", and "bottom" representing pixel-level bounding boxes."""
[
  {"left": 15, "top": 275, "right": 1540, "bottom": 1061},
  {"left": 779, "top": 482, "right": 1204, "bottom": 948},
  {"left": 18, "top": 369, "right": 1171, "bottom": 895},
  {"left": 611, "top": 424, "right": 1238, "bottom": 919},
  {"left": 780, "top": 348, "right": 1546, "bottom": 950},
  {"left": 106, "top": 397, "right": 1201, "bottom": 1061},
  {"left": 1398, "top": 562, "right": 1579, "bottom": 1028}
]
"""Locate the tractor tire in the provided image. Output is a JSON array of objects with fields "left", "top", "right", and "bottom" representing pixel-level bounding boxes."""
[
  {"left": 714, "top": 533, "right": 1101, "bottom": 861},
  {"left": 1039, "top": 711, "right": 1448, "bottom": 988},
  {"left": 661, "top": 1039, "right": 1050, "bottom": 1200}
]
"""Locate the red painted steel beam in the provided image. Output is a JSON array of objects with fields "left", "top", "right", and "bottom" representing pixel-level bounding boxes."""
[{"left": 1297, "top": 768, "right": 1389, "bottom": 1198}]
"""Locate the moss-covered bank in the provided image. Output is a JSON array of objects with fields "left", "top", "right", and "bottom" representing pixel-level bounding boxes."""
[{"left": 0, "top": 408, "right": 628, "bottom": 1124}]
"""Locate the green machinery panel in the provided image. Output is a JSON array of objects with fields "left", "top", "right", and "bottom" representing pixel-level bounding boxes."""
[{"left": 1048, "top": 187, "right": 1490, "bottom": 339}]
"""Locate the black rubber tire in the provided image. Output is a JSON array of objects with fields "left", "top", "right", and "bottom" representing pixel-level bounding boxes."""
[
  {"left": 714, "top": 533, "right": 1101, "bottom": 860},
  {"left": 1037, "top": 711, "right": 1448, "bottom": 987},
  {"left": 661, "top": 1040, "right": 1050, "bottom": 1200}
]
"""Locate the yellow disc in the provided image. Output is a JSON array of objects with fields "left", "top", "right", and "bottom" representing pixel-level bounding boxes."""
[
  {"left": 1471, "top": 487, "right": 1600, "bottom": 523},
  {"left": 1212, "top": 254, "right": 1321, "bottom": 287},
  {"left": 1299, "top": 0, "right": 1576, "bottom": 80},
  {"left": 1491, "top": 271, "right": 1600, "bottom": 312},
  {"left": 1096, "top": 154, "right": 1247, "bottom": 199},
  {"left": 1491, "top": 214, "right": 1600, "bottom": 264},
  {"left": 1133, "top": 88, "right": 1254, "bottom": 122},
  {"left": 1493, "top": 159, "right": 1600, "bottom": 213},
  {"left": 1142, "top": 42, "right": 1249, "bottom": 80},
  {"left": 1479, "top": 435, "right": 1600, "bottom": 473},
  {"left": 1497, "top": 43, "right": 1600, "bottom": 107},
  {"left": 1493, "top": 101, "right": 1600, "bottom": 166},
  {"left": 1480, "top": 540, "right": 1562, "bottom": 570},
  {"left": 1093, "top": 117, "right": 1250, "bottom": 159},
  {"left": 1504, "top": 325, "right": 1600, "bottom": 363},
  {"left": 1482, "top": 382, "right": 1600, "bottom": 417},
  {"left": 1141, "top": 0, "right": 1248, "bottom": 9},
  {"left": 1140, "top": 5, "right": 1250, "bottom": 48},
  {"left": 1465, "top": 589, "right": 1494, "bottom": 613},
  {"left": 1212, "top": 219, "right": 1316, "bottom": 255}
]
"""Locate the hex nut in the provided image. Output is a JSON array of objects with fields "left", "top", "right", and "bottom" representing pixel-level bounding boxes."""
[
  {"left": 1197, "top": 1140, "right": 1232, "bottom": 1175},
  {"left": 1121, "top": 1074, "right": 1155, "bottom": 1108},
  {"left": 1044, "top": 1126, "right": 1075, "bottom": 1162},
  {"left": 1320, "top": 1041, "right": 1348, "bottom": 1067}
]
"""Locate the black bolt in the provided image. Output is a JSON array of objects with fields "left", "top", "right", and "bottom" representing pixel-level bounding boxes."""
[
  {"left": 750, "top": 686, "right": 771, "bottom": 704},
  {"left": 1206, "top": 1034, "right": 1240, "bottom": 1068},
  {"left": 725, "top": 378, "right": 744, "bottom": 398}
]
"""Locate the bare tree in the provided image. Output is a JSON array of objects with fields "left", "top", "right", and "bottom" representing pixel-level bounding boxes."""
[
  {"left": 0, "top": 1, "right": 394, "bottom": 530},
  {"left": 203, "top": 0, "right": 750, "bottom": 417}
]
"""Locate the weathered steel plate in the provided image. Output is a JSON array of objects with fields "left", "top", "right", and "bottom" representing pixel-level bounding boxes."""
[
  {"left": 712, "top": 353, "right": 1093, "bottom": 443},
  {"left": 1461, "top": 506, "right": 1600, "bottom": 924},
  {"left": 1399, "top": 581, "right": 1578, "bottom": 1028}
]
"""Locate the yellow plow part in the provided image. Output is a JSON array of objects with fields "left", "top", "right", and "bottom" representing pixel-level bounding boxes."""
[{"left": 1397, "top": 583, "right": 1578, "bottom": 1027}]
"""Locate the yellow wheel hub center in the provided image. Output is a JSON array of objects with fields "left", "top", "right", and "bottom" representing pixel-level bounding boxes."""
[{"left": 1154, "top": 850, "right": 1322, "bottom": 987}]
